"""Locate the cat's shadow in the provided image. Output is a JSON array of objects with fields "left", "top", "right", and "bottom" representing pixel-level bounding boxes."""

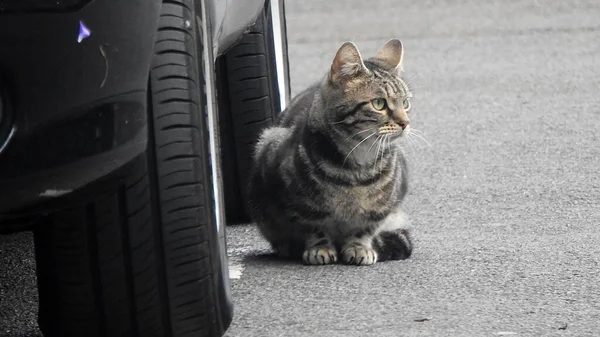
[
  {"left": 239, "top": 250, "right": 358, "bottom": 268},
  {"left": 240, "top": 251, "right": 301, "bottom": 267}
]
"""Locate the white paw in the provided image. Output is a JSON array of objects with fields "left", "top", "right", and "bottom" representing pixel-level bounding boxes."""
[
  {"left": 341, "top": 245, "right": 378, "bottom": 266},
  {"left": 302, "top": 246, "right": 338, "bottom": 265}
]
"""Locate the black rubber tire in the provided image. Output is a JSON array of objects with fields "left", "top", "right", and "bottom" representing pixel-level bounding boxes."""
[
  {"left": 218, "top": 0, "right": 291, "bottom": 224},
  {"left": 33, "top": 1, "right": 232, "bottom": 337}
]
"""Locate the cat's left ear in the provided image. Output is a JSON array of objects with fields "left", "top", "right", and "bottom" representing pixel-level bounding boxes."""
[
  {"left": 330, "top": 42, "right": 368, "bottom": 88},
  {"left": 373, "top": 39, "right": 404, "bottom": 72}
]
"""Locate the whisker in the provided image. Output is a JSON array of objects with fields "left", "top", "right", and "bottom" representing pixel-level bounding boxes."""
[
  {"left": 413, "top": 134, "right": 432, "bottom": 148},
  {"left": 365, "top": 135, "right": 383, "bottom": 161},
  {"left": 387, "top": 134, "right": 394, "bottom": 158},
  {"left": 403, "top": 74, "right": 419, "bottom": 88},
  {"left": 409, "top": 128, "right": 427, "bottom": 136},
  {"left": 342, "top": 132, "right": 377, "bottom": 167},
  {"left": 405, "top": 134, "right": 417, "bottom": 159},
  {"left": 378, "top": 135, "right": 385, "bottom": 172},
  {"left": 345, "top": 128, "right": 375, "bottom": 141},
  {"left": 377, "top": 136, "right": 384, "bottom": 173},
  {"left": 409, "top": 129, "right": 432, "bottom": 148},
  {"left": 409, "top": 128, "right": 428, "bottom": 137},
  {"left": 373, "top": 135, "right": 385, "bottom": 171},
  {"left": 380, "top": 134, "right": 390, "bottom": 173}
]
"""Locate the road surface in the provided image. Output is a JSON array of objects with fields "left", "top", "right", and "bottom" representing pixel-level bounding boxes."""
[{"left": 2, "top": 0, "right": 600, "bottom": 336}]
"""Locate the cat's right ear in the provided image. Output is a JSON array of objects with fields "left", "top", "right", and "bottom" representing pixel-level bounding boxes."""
[
  {"left": 330, "top": 42, "right": 367, "bottom": 89},
  {"left": 373, "top": 38, "right": 404, "bottom": 72}
]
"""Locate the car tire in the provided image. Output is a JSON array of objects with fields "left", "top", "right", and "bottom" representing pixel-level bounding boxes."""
[
  {"left": 32, "top": 1, "right": 233, "bottom": 337},
  {"left": 217, "top": 0, "right": 291, "bottom": 224}
]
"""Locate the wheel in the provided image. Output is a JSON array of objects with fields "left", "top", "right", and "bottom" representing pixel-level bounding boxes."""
[
  {"left": 217, "top": 0, "right": 291, "bottom": 224},
  {"left": 32, "top": 1, "right": 233, "bottom": 337}
]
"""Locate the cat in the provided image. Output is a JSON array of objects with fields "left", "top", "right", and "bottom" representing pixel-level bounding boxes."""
[{"left": 247, "top": 39, "right": 414, "bottom": 266}]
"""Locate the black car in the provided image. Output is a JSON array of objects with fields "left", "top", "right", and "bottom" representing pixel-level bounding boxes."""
[{"left": 0, "top": 0, "right": 290, "bottom": 336}]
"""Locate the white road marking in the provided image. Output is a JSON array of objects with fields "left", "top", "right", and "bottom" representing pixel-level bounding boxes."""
[
  {"left": 227, "top": 251, "right": 246, "bottom": 280},
  {"left": 228, "top": 263, "right": 245, "bottom": 280}
]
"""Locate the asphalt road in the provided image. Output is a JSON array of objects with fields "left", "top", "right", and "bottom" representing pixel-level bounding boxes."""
[{"left": 2, "top": 0, "right": 600, "bottom": 336}]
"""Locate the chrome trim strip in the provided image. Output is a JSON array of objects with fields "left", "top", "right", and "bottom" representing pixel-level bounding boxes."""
[
  {"left": 200, "top": 4, "right": 226, "bottom": 237},
  {"left": 270, "top": 0, "right": 289, "bottom": 110}
]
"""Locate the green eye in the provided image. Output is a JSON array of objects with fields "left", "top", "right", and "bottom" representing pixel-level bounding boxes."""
[
  {"left": 402, "top": 99, "right": 411, "bottom": 110},
  {"left": 371, "top": 98, "right": 387, "bottom": 111}
]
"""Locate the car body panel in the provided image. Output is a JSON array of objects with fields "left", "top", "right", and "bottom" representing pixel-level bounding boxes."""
[
  {"left": 0, "top": 0, "right": 161, "bottom": 138},
  {"left": 0, "top": 0, "right": 268, "bottom": 222},
  {"left": 207, "top": 0, "right": 266, "bottom": 56},
  {"left": 0, "top": 0, "right": 161, "bottom": 220}
]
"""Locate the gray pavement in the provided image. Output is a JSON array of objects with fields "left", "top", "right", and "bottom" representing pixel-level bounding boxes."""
[
  {"left": 0, "top": 233, "right": 38, "bottom": 336},
  {"left": 227, "top": 1, "right": 600, "bottom": 336},
  {"left": 2, "top": 0, "right": 600, "bottom": 336}
]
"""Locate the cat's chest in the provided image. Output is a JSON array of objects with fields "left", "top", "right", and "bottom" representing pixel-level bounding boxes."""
[
  {"left": 325, "top": 173, "right": 398, "bottom": 219},
  {"left": 333, "top": 186, "right": 385, "bottom": 210}
]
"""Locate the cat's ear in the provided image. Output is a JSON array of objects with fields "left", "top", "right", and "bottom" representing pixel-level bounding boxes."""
[
  {"left": 373, "top": 38, "right": 404, "bottom": 72},
  {"left": 330, "top": 42, "right": 368, "bottom": 87}
]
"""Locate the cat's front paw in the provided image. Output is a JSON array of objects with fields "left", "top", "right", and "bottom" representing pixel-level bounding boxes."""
[
  {"left": 341, "top": 244, "right": 378, "bottom": 266},
  {"left": 302, "top": 246, "right": 338, "bottom": 265}
]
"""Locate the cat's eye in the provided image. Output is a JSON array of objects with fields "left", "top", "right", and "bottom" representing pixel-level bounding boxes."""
[
  {"left": 371, "top": 98, "right": 387, "bottom": 111},
  {"left": 402, "top": 99, "right": 411, "bottom": 110}
]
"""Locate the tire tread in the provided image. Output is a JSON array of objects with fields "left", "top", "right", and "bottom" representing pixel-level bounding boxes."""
[{"left": 218, "top": 1, "right": 290, "bottom": 222}]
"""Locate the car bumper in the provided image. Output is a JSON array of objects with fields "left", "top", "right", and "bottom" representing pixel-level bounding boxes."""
[{"left": 0, "top": 0, "right": 162, "bottom": 216}]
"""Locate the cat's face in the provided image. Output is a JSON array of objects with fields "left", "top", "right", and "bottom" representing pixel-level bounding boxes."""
[{"left": 324, "top": 39, "right": 412, "bottom": 142}]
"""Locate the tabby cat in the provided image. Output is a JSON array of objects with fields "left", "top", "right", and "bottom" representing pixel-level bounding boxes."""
[{"left": 248, "top": 39, "right": 414, "bottom": 266}]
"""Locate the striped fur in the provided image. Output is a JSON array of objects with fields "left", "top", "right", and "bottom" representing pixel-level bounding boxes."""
[{"left": 248, "top": 40, "right": 414, "bottom": 265}]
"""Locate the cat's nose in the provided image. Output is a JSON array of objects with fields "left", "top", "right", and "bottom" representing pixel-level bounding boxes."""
[{"left": 398, "top": 120, "right": 409, "bottom": 130}]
